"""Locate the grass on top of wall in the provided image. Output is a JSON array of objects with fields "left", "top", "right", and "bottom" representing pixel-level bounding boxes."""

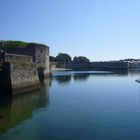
[{"left": 0, "top": 40, "right": 48, "bottom": 48}]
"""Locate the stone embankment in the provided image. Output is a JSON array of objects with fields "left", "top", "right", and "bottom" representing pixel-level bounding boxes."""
[
  {"left": 64, "top": 61, "right": 129, "bottom": 70},
  {"left": 6, "top": 54, "right": 40, "bottom": 95},
  {"left": 0, "top": 41, "right": 51, "bottom": 95}
]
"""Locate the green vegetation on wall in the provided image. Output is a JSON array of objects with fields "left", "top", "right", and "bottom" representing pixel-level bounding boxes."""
[
  {"left": 0, "top": 40, "right": 48, "bottom": 48},
  {"left": 0, "top": 41, "right": 28, "bottom": 48}
]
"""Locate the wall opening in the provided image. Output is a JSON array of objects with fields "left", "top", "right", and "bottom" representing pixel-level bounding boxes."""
[{"left": 37, "top": 67, "right": 45, "bottom": 83}]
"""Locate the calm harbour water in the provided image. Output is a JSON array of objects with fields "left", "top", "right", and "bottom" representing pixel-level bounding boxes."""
[{"left": 1, "top": 70, "right": 140, "bottom": 140}]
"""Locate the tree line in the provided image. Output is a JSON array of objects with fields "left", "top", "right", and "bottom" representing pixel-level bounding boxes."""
[{"left": 50, "top": 53, "right": 90, "bottom": 64}]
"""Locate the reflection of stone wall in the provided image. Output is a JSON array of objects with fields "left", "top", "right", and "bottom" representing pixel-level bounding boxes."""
[
  {"left": 0, "top": 78, "right": 50, "bottom": 133},
  {"left": 5, "top": 53, "right": 40, "bottom": 95}
]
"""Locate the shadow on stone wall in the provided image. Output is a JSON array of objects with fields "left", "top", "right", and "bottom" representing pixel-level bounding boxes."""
[{"left": 0, "top": 62, "right": 12, "bottom": 96}]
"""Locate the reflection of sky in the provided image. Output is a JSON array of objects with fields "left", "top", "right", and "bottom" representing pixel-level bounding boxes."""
[
  {"left": 1, "top": 71, "right": 140, "bottom": 140},
  {"left": 52, "top": 70, "right": 131, "bottom": 86},
  {"left": 52, "top": 71, "right": 114, "bottom": 76},
  {"left": 49, "top": 71, "right": 140, "bottom": 139}
]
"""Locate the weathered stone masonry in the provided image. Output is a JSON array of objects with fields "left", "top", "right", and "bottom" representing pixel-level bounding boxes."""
[
  {"left": 0, "top": 42, "right": 50, "bottom": 95},
  {"left": 5, "top": 54, "right": 40, "bottom": 95},
  {"left": 5, "top": 43, "right": 50, "bottom": 77}
]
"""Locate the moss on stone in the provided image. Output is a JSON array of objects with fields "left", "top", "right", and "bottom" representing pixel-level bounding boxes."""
[
  {"left": 0, "top": 40, "right": 48, "bottom": 48},
  {"left": 0, "top": 41, "right": 28, "bottom": 48}
]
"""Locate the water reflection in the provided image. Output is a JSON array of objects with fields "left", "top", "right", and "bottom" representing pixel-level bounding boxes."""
[
  {"left": 73, "top": 73, "right": 90, "bottom": 81},
  {"left": 54, "top": 75, "right": 72, "bottom": 84},
  {"left": 0, "top": 78, "right": 50, "bottom": 133},
  {"left": 53, "top": 70, "right": 130, "bottom": 84},
  {"left": 54, "top": 73, "right": 91, "bottom": 84},
  {"left": 1, "top": 70, "right": 140, "bottom": 140},
  {"left": 128, "top": 69, "right": 140, "bottom": 76}
]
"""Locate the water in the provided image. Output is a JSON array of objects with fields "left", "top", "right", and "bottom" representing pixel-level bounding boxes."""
[{"left": 1, "top": 70, "right": 140, "bottom": 140}]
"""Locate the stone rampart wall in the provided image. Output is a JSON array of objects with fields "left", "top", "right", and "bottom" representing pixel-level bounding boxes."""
[
  {"left": 6, "top": 45, "right": 50, "bottom": 77},
  {"left": 66, "top": 61, "right": 128, "bottom": 69},
  {"left": 5, "top": 53, "right": 40, "bottom": 95},
  {"left": 89, "top": 61, "right": 129, "bottom": 69}
]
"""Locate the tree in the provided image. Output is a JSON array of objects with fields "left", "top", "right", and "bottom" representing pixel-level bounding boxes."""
[
  {"left": 55, "top": 53, "right": 71, "bottom": 63},
  {"left": 73, "top": 56, "right": 90, "bottom": 63},
  {"left": 49, "top": 56, "right": 56, "bottom": 62},
  {"left": 73, "top": 57, "right": 79, "bottom": 63}
]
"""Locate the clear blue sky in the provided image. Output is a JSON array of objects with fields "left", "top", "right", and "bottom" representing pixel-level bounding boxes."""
[{"left": 0, "top": 0, "right": 140, "bottom": 61}]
